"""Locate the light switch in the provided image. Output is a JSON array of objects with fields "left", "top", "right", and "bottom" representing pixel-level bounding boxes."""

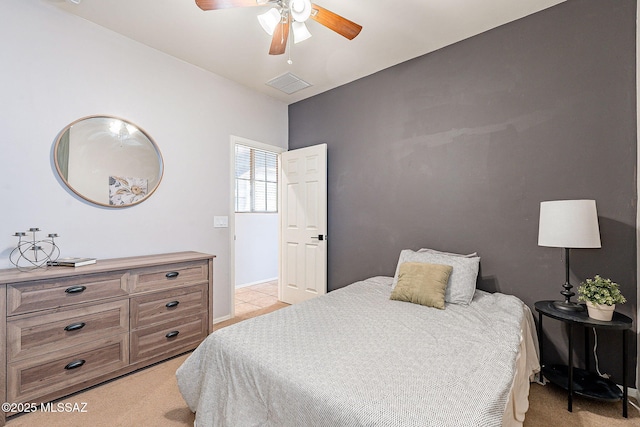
[{"left": 214, "top": 216, "right": 229, "bottom": 228}]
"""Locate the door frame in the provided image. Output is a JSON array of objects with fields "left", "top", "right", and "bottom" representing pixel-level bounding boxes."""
[{"left": 229, "top": 135, "right": 285, "bottom": 319}]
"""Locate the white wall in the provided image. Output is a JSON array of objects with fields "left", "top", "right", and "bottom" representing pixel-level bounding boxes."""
[
  {"left": 235, "top": 213, "right": 278, "bottom": 287},
  {"left": 0, "top": 0, "right": 288, "bottom": 321}
]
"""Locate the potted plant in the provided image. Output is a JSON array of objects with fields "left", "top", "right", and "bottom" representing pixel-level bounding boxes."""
[{"left": 577, "top": 275, "right": 626, "bottom": 321}]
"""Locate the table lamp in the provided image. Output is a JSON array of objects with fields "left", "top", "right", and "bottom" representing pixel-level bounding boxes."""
[{"left": 538, "top": 199, "right": 601, "bottom": 311}]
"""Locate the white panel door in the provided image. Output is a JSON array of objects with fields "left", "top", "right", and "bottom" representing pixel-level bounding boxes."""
[{"left": 280, "top": 143, "right": 327, "bottom": 304}]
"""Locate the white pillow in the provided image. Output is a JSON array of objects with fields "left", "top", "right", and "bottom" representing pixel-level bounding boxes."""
[
  {"left": 392, "top": 249, "right": 480, "bottom": 305},
  {"left": 417, "top": 248, "right": 478, "bottom": 258}
]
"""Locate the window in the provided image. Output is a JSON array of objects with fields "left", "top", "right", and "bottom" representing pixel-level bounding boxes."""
[{"left": 235, "top": 144, "right": 278, "bottom": 212}]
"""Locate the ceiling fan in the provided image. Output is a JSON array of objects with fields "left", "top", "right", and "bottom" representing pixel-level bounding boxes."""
[{"left": 195, "top": 0, "right": 362, "bottom": 55}]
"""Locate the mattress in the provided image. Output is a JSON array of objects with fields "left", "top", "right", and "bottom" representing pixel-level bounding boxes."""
[{"left": 177, "top": 276, "right": 539, "bottom": 427}]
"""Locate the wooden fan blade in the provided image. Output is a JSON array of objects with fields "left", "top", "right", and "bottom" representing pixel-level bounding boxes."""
[
  {"left": 196, "top": 0, "right": 264, "bottom": 11},
  {"left": 269, "top": 18, "right": 289, "bottom": 55},
  {"left": 310, "top": 4, "right": 362, "bottom": 40}
]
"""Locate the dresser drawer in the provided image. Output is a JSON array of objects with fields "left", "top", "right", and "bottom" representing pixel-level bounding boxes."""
[
  {"left": 7, "top": 300, "right": 129, "bottom": 362},
  {"left": 130, "top": 314, "right": 207, "bottom": 363},
  {"left": 8, "top": 334, "right": 129, "bottom": 403},
  {"left": 131, "top": 283, "right": 207, "bottom": 330},
  {"left": 7, "top": 272, "right": 128, "bottom": 316},
  {"left": 130, "top": 260, "right": 209, "bottom": 294}
]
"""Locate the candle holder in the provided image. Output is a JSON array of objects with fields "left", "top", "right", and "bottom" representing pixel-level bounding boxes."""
[{"left": 10, "top": 228, "right": 60, "bottom": 271}]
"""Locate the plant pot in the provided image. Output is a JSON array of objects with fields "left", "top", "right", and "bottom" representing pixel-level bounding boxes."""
[{"left": 586, "top": 301, "right": 615, "bottom": 321}]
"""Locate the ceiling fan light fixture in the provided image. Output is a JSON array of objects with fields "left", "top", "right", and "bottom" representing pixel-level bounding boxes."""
[
  {"left": 258, "top": 8, "right": 281, "bottom": 36},
  {"left": 290, "top": 0, "right": 312, "bottom": 22},
  {"left": 292, "top": 21, "right": 312, "bottom": 44}
]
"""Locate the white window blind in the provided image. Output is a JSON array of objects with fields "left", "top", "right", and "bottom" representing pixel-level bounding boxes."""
[{"left": 235, "top": 144, "right": 278, "bottom": 213}]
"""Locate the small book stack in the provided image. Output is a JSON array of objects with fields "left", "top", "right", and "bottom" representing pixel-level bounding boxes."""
[{"left": 48, "top": 257, "right": 97, "bottom": 267}]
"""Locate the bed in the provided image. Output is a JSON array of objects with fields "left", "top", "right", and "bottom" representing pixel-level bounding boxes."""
[{"left": 177, "top": 250, "right": 540, "bottom": 427}]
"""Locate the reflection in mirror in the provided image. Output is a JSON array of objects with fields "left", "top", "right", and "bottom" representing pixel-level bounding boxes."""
[{"left": 54, "top": 116, "right": 164, "bottom": 207}]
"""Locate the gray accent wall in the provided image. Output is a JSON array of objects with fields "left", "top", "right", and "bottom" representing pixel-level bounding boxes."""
[{"left": 289, "top": 1, "right": 637, "bottom": 385}]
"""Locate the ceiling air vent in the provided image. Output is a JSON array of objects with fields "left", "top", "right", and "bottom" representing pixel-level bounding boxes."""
[{"left": 266, "top": 72, "right": 312, "bottom": 95}]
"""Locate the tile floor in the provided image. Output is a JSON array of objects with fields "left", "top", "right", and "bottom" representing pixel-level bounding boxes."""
[
  {"left": 212, "top": 280, "right": 286, "bottom": 331},
  {"left": 234, "top": 279, "right": 279, "bottom": 316}
]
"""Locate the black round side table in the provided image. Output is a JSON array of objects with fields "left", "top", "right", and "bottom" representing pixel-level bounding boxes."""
[{"left": 534, "top": 300, "right": 632, "bottom": 418}]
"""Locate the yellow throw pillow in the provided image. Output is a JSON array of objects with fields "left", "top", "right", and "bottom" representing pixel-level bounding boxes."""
[{"left": 390, "top": 262, "right": 453, "bottom": 309}]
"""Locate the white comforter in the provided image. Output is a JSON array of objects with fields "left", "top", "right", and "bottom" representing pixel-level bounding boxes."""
[{"left": 177, "top": 277, "right": 526, "bottom": 427}]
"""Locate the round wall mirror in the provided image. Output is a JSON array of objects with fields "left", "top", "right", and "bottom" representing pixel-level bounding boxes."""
[{"left": 54, "top": 115, "right": 164, "bottom": 207}]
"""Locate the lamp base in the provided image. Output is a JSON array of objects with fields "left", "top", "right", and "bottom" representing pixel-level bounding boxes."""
[{"left": 553, "top": 301, "right": 585, "bottom": 312}]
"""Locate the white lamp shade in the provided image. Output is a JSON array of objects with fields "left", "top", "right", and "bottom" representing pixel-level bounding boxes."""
[
  {"left": 258, "top": 8, "right": 281, "bottom": 36},
  {"left": 538, "top": 200, "right": 601, "bottom": 248},
  {"left": 290, "top": 0, "right": 312, "bottom": 22},
  {"left": 292, "top": 21, "right": 312, "bottom": 44}
]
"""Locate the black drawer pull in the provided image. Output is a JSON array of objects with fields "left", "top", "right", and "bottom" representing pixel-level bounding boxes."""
[
  {"left": 64, "top": 322, "right": 86, "bottom": 332},
  {"left": 64, "top": 359, "right": 86, "bottom": 370},
  {"left": 165, "top": 300, "right": 180, "bottom": 308},
  {"left": 65, "top": 285, "right": 87, "bottom": 294},
  {"left": 165, "top": 271, "right": 179, "bottom": 279},
  {"left": 165, "top": 330, "right": 180, "bottom": 339}
]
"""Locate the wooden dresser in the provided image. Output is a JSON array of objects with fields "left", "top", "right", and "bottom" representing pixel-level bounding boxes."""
[{"left": 0, "top": 251, "right": 214, "bottom": 425}]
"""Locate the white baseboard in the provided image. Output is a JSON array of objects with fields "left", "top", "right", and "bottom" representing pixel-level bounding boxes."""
[
  {"left": 627, "top": 387, "right": 640, "bottom": 413},
  {"left": 617, "top": 385, "right": 640, "bottom": 413},
  {"left": 623, "top": 385, "right": 639, "bottom": 401},
  {"left": 235, "top": 277, "right": 278, "bottom": 289},
  {"left": 212, "top": 314, "right": 231, "bottom": 325}
]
